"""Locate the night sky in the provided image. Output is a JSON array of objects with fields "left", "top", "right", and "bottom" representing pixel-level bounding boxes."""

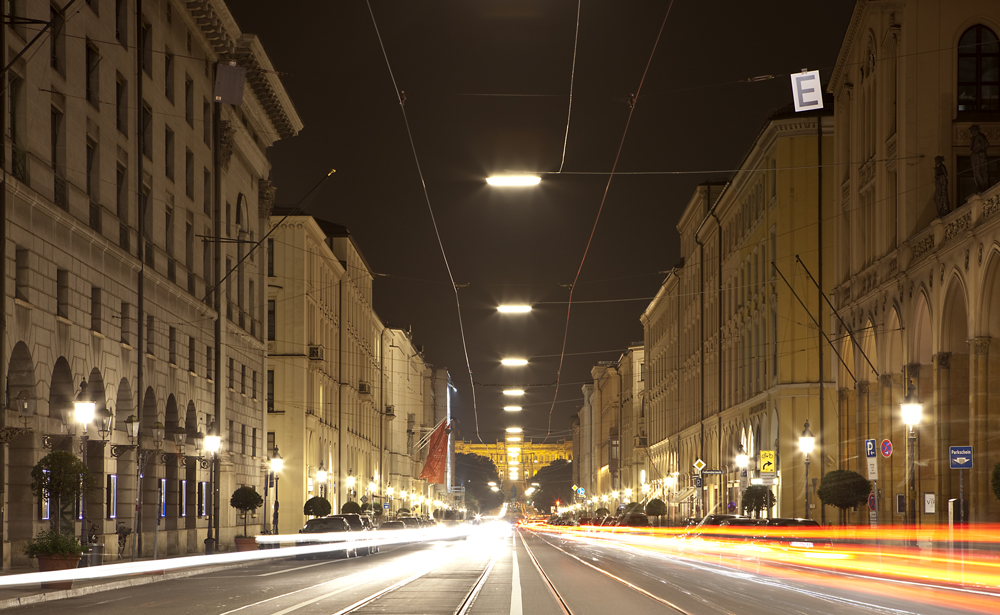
[{"left": 229, "top": 1, "right": 855, "bottom": 443}]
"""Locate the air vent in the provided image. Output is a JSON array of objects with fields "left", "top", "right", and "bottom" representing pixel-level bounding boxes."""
[
  {"left": 308, "top": 345, "right": 324, "bottom": 360},
  {"left": 358, "top": 381, "right": 371, "bottom": 395},
  {"left": 385, "top": 405, "right": 396, "bottom": 419}
]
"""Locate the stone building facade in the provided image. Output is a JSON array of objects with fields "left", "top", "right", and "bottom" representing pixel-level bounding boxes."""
[
  {"left": 829, "top": 0, "right": 1000, "bottom": 524},
  {"left": 1, "top": 0, "right": 300, "bottom": 567}
]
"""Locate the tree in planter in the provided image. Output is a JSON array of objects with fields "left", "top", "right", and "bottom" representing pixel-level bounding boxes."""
[
  {"left": 303, "top": 496, "right": 331, "bottom": 517},
  {"left": 645, "top": 498, "right": 667, "bottom": 518},
  {"left": 230, "top": 486, "right": 264, "bottom": 537},
  {"left": 30, "top": 450, "right": 96, "bottom": 535},
  {"left": 341, "top": 500, "right": 362, "bottom": 514},
  {"left": 817, "top": 469, "right": 871, "bottom": 521},
  {"left": 741, "top": 485, "right": 776, "bottom": 518}
]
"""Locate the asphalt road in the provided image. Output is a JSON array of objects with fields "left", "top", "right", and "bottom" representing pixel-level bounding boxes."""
[{"left": 4, "top": 526, "right": 998, "bottom": 615}]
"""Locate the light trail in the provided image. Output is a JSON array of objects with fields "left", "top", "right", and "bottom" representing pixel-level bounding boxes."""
[{"left": 0, "top": 524, "right": 495, "bottom": 588}]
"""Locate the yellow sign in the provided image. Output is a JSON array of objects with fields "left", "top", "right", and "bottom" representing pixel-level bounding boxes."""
[{"left": 760, "top": 450, "right": 776, "bottom": 474}]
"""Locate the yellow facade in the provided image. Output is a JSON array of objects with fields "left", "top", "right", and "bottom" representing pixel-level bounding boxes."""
[{"left": 455, "top": 439, "right": 573, "bottom": 492}]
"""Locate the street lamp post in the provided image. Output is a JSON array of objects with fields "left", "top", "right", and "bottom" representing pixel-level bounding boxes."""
[
  {"left": 74, "top": 380, "right": 96, "bottom": 562},
  {"left": 270, "top": 448, "right": 283, "bottom": 533},
  {"left": 799, "top": 420, "right": 816, "bottom": 519},
  {"left": 901, "top": 380, "right": 922, "bottom": 526},
  {"left": 203, "top": 423, "right": 221, "bottom": 554},
  {"left": 735, "top": 444, "right": 749, "bottom": 515}
]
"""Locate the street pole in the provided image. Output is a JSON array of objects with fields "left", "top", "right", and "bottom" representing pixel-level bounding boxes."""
[
  {"left": 273, "top": 474, "right": 279, "bottom": 532},
  {"left": 804, "top": 452, "right": 811, "bottom": 520},
  {"left": 907, "top": 425, "right": 916, "bottom": 526},
  {"left": 206, "top": 454, "right": 215, "bottom": 554}
]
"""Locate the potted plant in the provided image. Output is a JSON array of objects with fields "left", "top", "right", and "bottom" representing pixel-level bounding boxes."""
[
  {"left": 645, "top": 498, "right": 667, "bottom": 526},
  {"left": 230, "top": 485, "right": 264, "bottom": 551},
  {"left": 817, "top": 469, "right": 871, "bottom": 524},
  {"left": 741, "top": 485, "right": 776, "bottom": 518},
  {"left": 303, "top": 496, "right": 332, "bottom": 517},
  {"left": 27, "top": 451, "right": 95, "bottom": 588},
  {"left": 341, "top": 500, "right": 362, "bottom": 514}
]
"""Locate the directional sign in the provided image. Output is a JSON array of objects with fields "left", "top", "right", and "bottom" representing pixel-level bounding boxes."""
[
  {"left": 950, "top": 446, "right": 973, "bottom": 469},
  {"left": 693, "top": 459, "right": 707, "bottom": 473},
  {"left": 865, "top": 439, "right": 878, "bottom": 480},
  {"left": 702, "top": 470, "right": 723, "bottom": 475},
  {"left": 881, "top": 439, "right": 893, "bottom": 458},
  {"left": 759, "top": 450, "right": 776, "bottom": 477}
]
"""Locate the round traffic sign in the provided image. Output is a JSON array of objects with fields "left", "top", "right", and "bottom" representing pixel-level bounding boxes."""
[
  {"left": 880, "top": 439, "right": 892, "bottom": 458},
  {"left": 868, "top": 493, "right": 877, "bottom": 511}
]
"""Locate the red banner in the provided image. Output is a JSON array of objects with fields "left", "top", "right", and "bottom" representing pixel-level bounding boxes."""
[{"left": 418, "top": 421, "right": 449, "bottom": 484}]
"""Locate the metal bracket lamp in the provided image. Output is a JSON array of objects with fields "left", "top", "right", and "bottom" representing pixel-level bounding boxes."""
[{"left": 0, "top": 390, "right": 35, "bottom": 442}]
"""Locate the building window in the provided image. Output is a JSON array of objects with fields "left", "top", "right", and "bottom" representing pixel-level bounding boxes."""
[
  {"left": 116, "top": 73, "right": 128, "bottom": 134},
  {"left": 141, "top": 20, "right": 152, "bottom": 77},
  {"left": 115, "top": 0, "right": 127, "bottom": 44},
  {"left": 207, "top": 346, "right": 213, "bottom": 380},
  {"left": 57, "top": 269, "right": 69, "bottom": 319},
  {"left": 185, "top": 149, "right": 194, "bottom": 198},
  {"left": 252, "top": 428, "right": 258, "bottom": 458},
  {"left": 958, "top": 25, "right": 1000, "bottom": 113},
  {"left": 189, "top": 336, "right": 196, "bottom": 372},
  {"left": 141, "top": 102, "right": 152, "bottom": 159},
  {"left": 164, "top": 49, "right": 174, "bottom": 103},
  {"left": 158, "top": 478, "right": 167, "bottom": 517},
  {"left": 267, "top": 300, "right": 275, "bottom": 341},
  {"left": 165, "top": 204, "right": 174, "bottom": 257},
  {"left": 169, "top": 326, "right": 176, "bottom": 364},
  {"left": 267, "top": 432, "right": 275, "bottom": 455},
  {"left": 228, "top": 420, "right": 235, "bottom": 451},
  {"left": 185, "top": 77, "right": 194, "bottom": 126},
  {"left": 179, "top": 479, "right": 187, "bottom": 517},
  {"left": 50, "top": 106, "right": 64, "bottom": 174},
  {"left": 15, "top": 248, "right": 29, "bottom": 302},
  {"left": 121, "top": 302, "right": 130, "bottom": 345},
  {"left": 146, "top": 314, "right": 155, "bottom": 355},
  {"left": 106, "top": 474, "right": 117, "bottom": 519},
  {"left": 240, "top": 424, "right": 246, "bottom": 455},
  {"left": 203, "top": 99, "right": 211, "bottom": 145},
  {"left": 165, "top": 125, "right": 174, "bottom": 180},
  {"left": 198, "top": 481, "right": 208, "bottom": 517},
  {"left": 86, "top": 41, "right": 100, "bottom": 106},
  {"left": 228, "top": 358, "right": 234, "bottom": 390},
  {"left": 86, "top": 138, "right": 98, "bottom": 199},
  {"left": 50, "top": 6, "right": 65, "bottom": 74},
  {"left": 267, "top": 370, "right": 275, "bottom": 412},
  {"left": 267, "top": 238, "right": 274, "bottom": 276},
  {"left": 252, "top": 370, "right": 257, "bottom": 400},
  {"left": 91, "top": 287, "right": 101, "bottom": 332},
  {"left": 241, "top": 364, "right": 246, "bottom": 395},
  {"left": 203, "top": 169, "right": 212, "bottom": 215}
]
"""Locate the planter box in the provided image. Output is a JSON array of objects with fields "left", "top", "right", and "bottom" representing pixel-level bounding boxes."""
[
  {"left": 234, "top": 537, "right": 258, "bottom": 552},
  {"left": 36, "top": 554, "right": 81, "bottom": 590}
]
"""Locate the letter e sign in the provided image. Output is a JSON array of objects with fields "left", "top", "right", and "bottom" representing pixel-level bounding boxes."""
[{"left": 791, "top": 70, "right": 824, "bottom": 112}]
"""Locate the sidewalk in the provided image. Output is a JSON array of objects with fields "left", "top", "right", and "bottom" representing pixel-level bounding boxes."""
[{"left": 0, "top": 554, "right": 258, "bottom": 610}]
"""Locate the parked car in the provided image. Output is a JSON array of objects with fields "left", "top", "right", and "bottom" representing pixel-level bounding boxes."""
[
  {"left": 759, "top": 517, "right": 831, "bottom": 550},
  {"left": 296, "top": 516, "right": 354, "bottom": 559},
  {"left": 379, "top": 520, "right": 406, "bottom": 530},
  {"left": 616, "top": 513, "right": 651, "bottom": 528},
  {"left": 331, "top": 514, "right": 374, "bottom": 555},
  {"left": 398, "top": 516, "right": 423, "bottom": 529},
  {"left": 359, "top": 516, "right": 380, "bottom": 553}
]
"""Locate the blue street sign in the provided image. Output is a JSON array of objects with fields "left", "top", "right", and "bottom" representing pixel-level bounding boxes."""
[
  {"left": 949, "top": 446, "right": 973, "bottom": 469},
  {"left": 383, "top": 503, "right": 390, "bottom": 510},
  {"left": 694, "top": 477, "right": 703, "bottom": 488},
  {"left": 880, "top": 439, "right": 893, "bottom": 458},
  {"left": 865, "top": 439, "right": 877, "bottom": 459},
  {"left": 577, "top": 487, "right": 585, "bottom": 495}
]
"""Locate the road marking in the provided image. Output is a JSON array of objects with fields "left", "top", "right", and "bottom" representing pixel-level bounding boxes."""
[
  {"left": 511, "top": 537, "right": 522, "bottom": 615},
  {"left": 257, "top": 559, "right": 338, "bottom": 576}
]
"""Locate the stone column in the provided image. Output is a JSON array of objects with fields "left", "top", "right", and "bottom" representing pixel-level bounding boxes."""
[
  {"left": 972, "top": 337, "right": 990, "bottom": 522},
  {"left": 933, "top": 352, "right": 951, "bottom": 525}
]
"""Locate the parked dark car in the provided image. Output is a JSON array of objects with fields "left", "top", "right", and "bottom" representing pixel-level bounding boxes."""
[
  {"left": 759, "top": 517, "right": 831, "bottom": 549},
  {"left": 296, "top": 516, "right": 354, "bottom": 559},
  {"left": 331, "top": 514, "right": 374, "bottom": 555},
  {"left": 398, "top": 516, "right": 422, "bottom": 529},
  {"left": 616, "top": 513, "right": 651, "bottom": 528},
  {"left": 359, "top": 516, "right": 380, "bottom": 553},
  {"left": 379, "top": 521, "right": 406, "bottom": 530}
]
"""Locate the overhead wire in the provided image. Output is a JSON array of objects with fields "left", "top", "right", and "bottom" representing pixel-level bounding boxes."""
[
  {"left": 544, "top": 0, "right": 677, "bottom": 442},
  {"left": 557, "top": 0, "right": 581, "bottom": 174},
  {"left": 364, "top": 0, "right": 482, "bottom": 443}
]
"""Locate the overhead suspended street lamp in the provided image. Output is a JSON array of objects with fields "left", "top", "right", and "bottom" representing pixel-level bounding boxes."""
[
  {"left": 497, "top": 305, "right": 532, "bottom": 313},
  {"left": 503, "top": 389, "right": 525, "bottom": 396},
  {"left": 501, "top": 358, "right": 528, "bottom": 366},
  {"left": 486, "top": 175, "right": 541, "bottom": 187}
]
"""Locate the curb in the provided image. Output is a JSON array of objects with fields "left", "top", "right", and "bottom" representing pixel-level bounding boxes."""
[{"left": 0, "top": 561, "right": 255, "bottom": 609}]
